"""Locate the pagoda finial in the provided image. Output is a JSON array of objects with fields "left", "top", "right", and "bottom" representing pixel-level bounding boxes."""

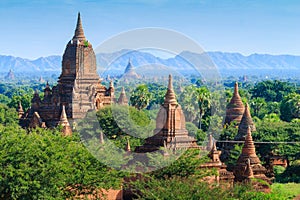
[
  {"left": 59, "top": 105, "right": 72, "bottom": 136},
  {"left": 164, "top": 74, "right": 177, "bottom": 105},
  {"left": 73, "top": 12, "right": 86, "bottom": 41},
  {"left": 125, "top": 139, "right": 131, "bottom": 152},
  {"left": 234, "top": 82, "right": 239, "bottom": 96}
]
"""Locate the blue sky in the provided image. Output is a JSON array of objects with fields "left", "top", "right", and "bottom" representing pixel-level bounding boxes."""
[{"left": 1, "top": 0, "right": 300, "bottom": 59}]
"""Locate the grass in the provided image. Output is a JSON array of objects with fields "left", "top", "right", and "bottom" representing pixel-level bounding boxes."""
[{"left": 271, "top": 183, "right": 300, "bottom": 199}]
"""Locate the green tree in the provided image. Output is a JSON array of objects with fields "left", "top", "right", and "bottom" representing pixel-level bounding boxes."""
[
  {"left": 250, "top": 97, "right": 267, "bottom": 118},
  {"left": 196, "top": 87, "right": 211, "bottom": 130},
  {"left": 280, "top": 93, "right": 300, "bottom": 122},
  {"left": 130, "top": 84, "right": 152, "bottom": 110}
]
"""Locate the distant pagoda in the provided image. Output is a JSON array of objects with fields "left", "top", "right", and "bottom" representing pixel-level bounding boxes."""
[
  {"left": 122, "top": 59, "right": 140, "bottom": 80},
  {"left": 5, "top": 69, "right": 15, "bottom": 80},
  {"left": 224, "top": 82, "right": 244, "bottom": 125},
  {"left": 136, "top": 75, "right": 197, "bottom": 152},
  {"left": 20, "top": 13, "right": 114, "bottom": 129},
  {"left": 234, "top": 103, "right": 256, "bottom": 141}
]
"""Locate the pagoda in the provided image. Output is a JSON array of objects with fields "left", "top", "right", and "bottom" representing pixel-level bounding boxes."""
[
  {"left": 122, "top": 59, "right": 140, "bottom": 80},
  {"left": 224, "top": 82, "right": 244, "bottom": 125},
  {"left": 20, "top": 13, "right": 114, "bottom": 129},
  {"left": 234, "top": 103, "right": 256, "bottom": 141},
  {"left": 117, "top": 87, "right": 128, "bottom": 105},
  {"left": 136, "top": 75, "right": 197, "bottom": 152},
  {"left": 234, "top": 127, "right": 270, "bottom": 183}
]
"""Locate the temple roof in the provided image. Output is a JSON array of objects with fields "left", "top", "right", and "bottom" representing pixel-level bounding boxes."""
[
  {"left": 124, "top": 58, "right": 134, "bottom": 74},
  {"left": 72, "top": 12, "right": 86, "bottom": 41},
  {"left": 164, "top": 74, "right": 178, "bottom": 105},
  {"left": 224, "top": 82, "right": 245, "bottom": 125},
  {"left": 235, "top": 103, "right": 256, "bottom": 141}
]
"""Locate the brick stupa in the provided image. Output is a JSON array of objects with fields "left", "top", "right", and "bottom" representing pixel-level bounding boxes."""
[
  {"left": 136, "top": 75, "right": 197, "bottom": 152},
  {"left": 20, "top": 13, "right": 114, "bottom": 128},
  {"left": 234, "top": 127, "right": 270, "bottom": 183},
  {"left": 234, "top": 103, "right": 256, "bottom": 141},
  {"left": 224, "top": 82, "right": 245, "bottom": 125},
  {"left": 117, "top": 87, "right": 128, "bottom": 105}
]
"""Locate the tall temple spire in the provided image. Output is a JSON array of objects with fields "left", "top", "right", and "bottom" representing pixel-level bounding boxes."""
[
  {"left": 164, "top": 74, "right": 177, "bottom": 105},
  {"left": 235, "top": 103, "right": 256, "bottom": 141},
  {"left": 73, "top": 12, "right": 86, "bottom": 41},
  {"left": 118, "top": 87, "right": 128, "bottom": 105},
  {"left": 17, "top": 101, "right": 24, "bottom": 119},
  {"left": 59, "top": 105, "right": 72, "bottom": 136},
  {"left": 224, "top": 82, "right": 245, "bottom": 125}
]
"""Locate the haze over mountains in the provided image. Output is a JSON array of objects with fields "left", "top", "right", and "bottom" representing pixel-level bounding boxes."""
[{"left": 1, "top": 51, "right": 300, "bottom": 78}]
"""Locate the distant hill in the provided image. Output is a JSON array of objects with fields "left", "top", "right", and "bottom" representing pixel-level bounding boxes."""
[{"left": 1, "top": 51, "right": 300, "bottom": 77}]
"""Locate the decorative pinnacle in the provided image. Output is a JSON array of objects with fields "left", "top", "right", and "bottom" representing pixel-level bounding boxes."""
[
  {"left": 234, "top": 82, "right": 239, "bottom": 96},
  {"left": 125, "top": 139, "right": 131, "bottom": 152},
  {"left": 73, "top": 12, "right": 86, "bottom": 41},
  {"left": 164, "top": 74, "right": 177, "bottom": 105},
  {"left": 59, "top": 105, "right": 69, "bottom": 125}
]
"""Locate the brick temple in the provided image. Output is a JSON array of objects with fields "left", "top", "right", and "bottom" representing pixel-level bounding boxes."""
[
  {"left": 135, "top": 74, "right": 198, "bottom": 152},
  {"left": 224, "top": 82, "right": 245, "bottom": 125},
  {"left": 19, "top": 13, "right": 114, "bottom": 133}
]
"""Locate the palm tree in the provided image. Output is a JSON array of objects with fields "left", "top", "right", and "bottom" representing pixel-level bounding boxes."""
[
  {"left": 196, "top": 87, "right": 211, "bottom": 130},
  {"left": 130, "top": 84, "right": 152, "bottom": 110}
]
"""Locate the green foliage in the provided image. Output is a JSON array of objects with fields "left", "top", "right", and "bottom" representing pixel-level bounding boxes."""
[
  {"left": 79, "top": 105, "right": 154, "bottom": 150},
  {"left": 0, "top": 126, "right": 125, "bottom": 199},
  {"left": 253, "top": 120, "right": 300, "bottom": 161},
  {"left": 250, "top": 80, "right": 296, "bottom": 102},
  {"left": 280, "top": 92, "right": 300, "bottom": 122},
  {"left": 0, "top": 103, "right": 18, "bottom": 125},
  {"left": 130, "top": 84, "right": 152, "bottom": 110}
]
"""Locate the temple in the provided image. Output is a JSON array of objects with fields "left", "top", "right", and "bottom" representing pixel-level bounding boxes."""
[
  {"left": 19, "top": 13, "right": 114, "bottom": 129},
  {"left": 224, "top": 82, "right": 244, "bottom": 125},
  {"left": 122, "top": 59, "right": 140, "bottom": 80},
  {"left": 233, "top": 127, "right": 270, "bottom": 183},
  {"left": 136, "top": 74, "right": 197, "bottom": 152},
  {"left": 234, "top": 103, "right": 256, "bottom": 141}
]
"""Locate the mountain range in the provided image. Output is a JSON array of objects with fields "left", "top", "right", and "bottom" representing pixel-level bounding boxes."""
[{"left": 1, "top": 51, "right": 300, "bottom": 77}]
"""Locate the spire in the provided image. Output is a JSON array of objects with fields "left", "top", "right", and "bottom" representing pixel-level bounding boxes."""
[
  {"left": 125, "top": 139, "right": 131, "bottom": 152},
  {"left": 124, "top": 58, "right": 134, "bottom": 74},
  {"left": 100, "top": 131, "right": 104, "bottom": 144},
  {"left": 164, "top": 74, "right": 177, "bottom": 105},
  {"left": 244, "top": 158, "right": 254, "bottom": 179},
  {"left": 235, "top": 103, "right": 256, "bottom": 141},
  {"left": 109, "top": 80, "right": 114, "bottom": 88},
  {"left": 17, "top": 101, "right": 24, "bottom": 119},
  {"left": 118, "top": 87, "right": 128, "bottom": 105},
  {"left": 237, "top": 127, "right": 260, "bottom": 165},
  {"left": 59, "top": 105, "right": 72, "bottom": 136},
  {"left": 206, "top": 134, "right": 214, "bottom": 151},
  {"left": 234, "top": 82, "right": 239, "bottom": 96},
  {"left": 46, "top": 81, "right": 50, "bottom": 89},
  {"left": 73, "top": 12, "right": 86, "bottom": 41}
]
